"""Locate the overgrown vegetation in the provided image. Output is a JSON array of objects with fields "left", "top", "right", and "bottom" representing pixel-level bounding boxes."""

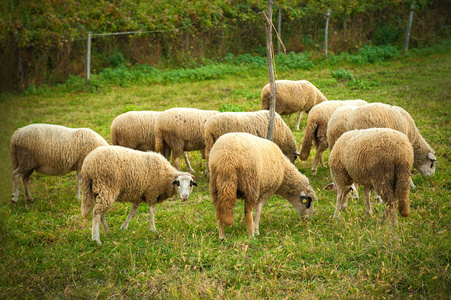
[{"left": 0, "top": 45, "right": 449, "bottom": 299}]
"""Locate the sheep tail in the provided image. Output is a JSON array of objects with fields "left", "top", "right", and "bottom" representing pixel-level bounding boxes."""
[
  {"left": 395, "top": 163, "right": 411, "bottom": 218},
  {"left": 81, "top": 176, "right": 95, "bottom": 219},
  {"left": 155, "top": 129, "right": 165, "bottom": 156},
  {"left": 299, "top": 120, "right": 318, "bottom": 161},
  {"left": 211, "top": 171, "right": 237, "bottom": 227}
]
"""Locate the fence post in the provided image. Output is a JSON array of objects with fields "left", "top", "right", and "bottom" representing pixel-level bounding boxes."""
[
  {"left": 277, "top": 7, "right": 282, "bottom": 54},
  {"left": 325, "top": 8, "right": 331, "bottom": 57},
  {"left": 404, "top": 1, "right": 416, "bottom": 53},
  {"left": 86, "top": 32, "right": 91, "bottom": 85}
]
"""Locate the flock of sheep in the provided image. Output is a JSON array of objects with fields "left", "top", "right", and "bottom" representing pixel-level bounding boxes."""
[{"left": 10, "top": 80, "right": 437, "bottom": 245}]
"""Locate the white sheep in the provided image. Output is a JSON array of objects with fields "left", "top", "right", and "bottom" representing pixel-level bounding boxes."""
[
  {"left": 261, "top": 80, "right": 328, "bottom": 130},
  {"left": 10, "top": 124, "right": 108, "bottom": 203},
  {"left": 326, "top": 105, "right": 359, "bottom": 152},
  {"left": 80, "top": 145, "right": 197, "bottom": 245},
  {"left": 209, "top": 132, "right": 317, "bottom": 239},
  {"left": 325, "top": 128, "right": 414, "bottom": 227},
  {"left": 111, "top": 110, "right": 191, "bottom": 169},
  {"left": 154, "top": 108, "right": 219, "bottom": 173},
  {"left": 346, "top": 103, "right": 437, "bottom": 181},
  {"left": 299, "top": 99, "right": 368, "bottom": 175},
  {"left": 204, "top": 110, "right": 299, "bottom": 165}
]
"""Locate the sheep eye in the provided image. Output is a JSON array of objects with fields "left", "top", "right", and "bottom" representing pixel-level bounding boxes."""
[
  {"left": 294, "top": 155, "right": 298, "bottom": 161},
  {"left": 172, "top": 180, "right": 180, "bottom": 186},
  {"left": 190, "top": 181, "right": 197, "bottom": 187},
  {"left": 430, "top": 160, "right": 434, "bottom": 168}
]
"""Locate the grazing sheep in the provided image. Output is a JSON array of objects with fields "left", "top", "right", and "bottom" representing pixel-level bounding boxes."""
[
  {"left": 325, "top": 128, "right": 414, "bottom": 227},
  {"left": 204, "top": 110, "right": 299, "bottom": 165},
  {"left": 346, "top": 103, "right": 436, "bottom": 181},
  {"left": 154, "top": 108, "right": 219, "bottom": 173},
  {"left": 80, "top": 145, "right": 197, "bottom": 245},
  {"left": 10, "top": 124, "right": 108, "bottom": 203},
  {"left": 261, "top": 80, "right": 328, "bottom": 130},
  {"left": 299, "top": 99, "right": 368, "bottom": 175},
  {"left": 111, "top": 111, "right": 191, "bottom": 169},
  {"left": 209, "top": 132, "right": 317, "bottom": 239}
]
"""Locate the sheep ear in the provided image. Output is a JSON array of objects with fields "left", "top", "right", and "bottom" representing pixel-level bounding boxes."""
[
  {"left": 427, "top": 152, "right": 437, "bottom": 161},
  {"left": 324, "top": 183, "right": 335, "bottom": 191}
]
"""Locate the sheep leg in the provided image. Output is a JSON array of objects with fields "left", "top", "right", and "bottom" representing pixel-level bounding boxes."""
[
  {"left": 100, "top": 213, "right": 110, "bottom": 233},
  {"left": 409, "top": 177, "right": 416, "bottom": 189},
  {"left": 11, "top": 167, "right": 23, "bottom": 203},
  {"left": 182, "top": 152, "right": 194, "bottom": 174},
  {"left": 364, "top": 186, "right": 373, "bottom": 215},
  {"left": 121, "top": 202, "right": 140, "bottom": 230},
  {"left": 333, "top": 186, "right": 352, "bottom": 218},
  {"left": 217, "top": 218, "right": 226, "bottom": 240},
  {"left": 148, "top": 203, "right": 157, "bottom": 232},
  {"left": 92, "top": 210, "right": 102, "bottom": 245},
  {"left": 22, "top": 170, "right": 35, "bottom": 202},
  {"left": 295, "top": 111, "right": 304, "bottom": 130},
  {"left": 244, "top": 201, "right": 256, "bottom": 238},
  {"left": 75, "top": 171, "right": 81, "bottom": 199},
  {"left": 253, "top": 200, "right": 266, "bottom": 236},
  {"left": 311, "top": 142, "right": 328, "bottom": 175}
]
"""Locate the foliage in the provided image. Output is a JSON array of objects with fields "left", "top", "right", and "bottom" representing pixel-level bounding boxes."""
[{"left": 0, "top": 46, "right": 450, "bottom": 299}]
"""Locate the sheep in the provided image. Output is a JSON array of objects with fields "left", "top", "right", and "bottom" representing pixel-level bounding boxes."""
[
  {"left": 346, "top": 102, "right": 437, "bottom": 182},
  {"left": 80, "top": 145, "right": 197, "bottom": 245},
  {"left": 10, "top": 124, "right": 109, "bottom": 203},
  {"left": 260, "top": 80, "right": 328, "bottom": 130},
  {"left": 325, "top": 128, "right": 414, "bottom": 227},
  {"left": 154, "top": 108, "right": 219, "bottom": 173},
  {"left": 299, "top": 99, "right": 368, "bottom": 175},
  {"left": 111, "top": 110, "right": 191, "bottom": 170},
  {"left": 208, "top": 132, "right": 317, "bottom": 239},
  {"left": 204, "top": 110, "right": 299, "bottom": 166}
]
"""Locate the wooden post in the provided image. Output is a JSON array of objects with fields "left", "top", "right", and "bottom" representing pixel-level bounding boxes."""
[
  {"left": 86, "top": 32, "right": 91, "bottom": 85},
  {"left": 404, "top": 1, "right": 415, "bottom": 53},
  {"left": 264, "top": 1, "right": 276, "bottom": 142},
  {"left": 277, "top": 7, "right": 282, "bottom": 54},
  {"left": 325, "top": 8, "right": 331, "bottom": 57}
]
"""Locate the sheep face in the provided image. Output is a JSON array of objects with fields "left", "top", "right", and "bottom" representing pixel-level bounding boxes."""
[
  {"left": 172, "top": 174, "right": 197, "bottom": 201},
  {"left": 289, "top": 186, "right": 317, "bottom": 218},
  {"left": 417, "top": 152, "right": 437, "bottom": 177}
]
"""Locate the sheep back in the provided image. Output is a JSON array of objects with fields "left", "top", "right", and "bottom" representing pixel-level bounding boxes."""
[
  {"left": 327, "top": 105, "right": 358, "bottom": 151},
  {"left": 299, "top": 100, "right": 367, "bottom": 161},
  {"left": 329, "top": 128, "right": 414, "bottom": 217},
  {"left": 261, "top": 80, "right": 327, "bottom": 115},
  {"left": 10, "top": 124, "right": 108, "bottom": 174},
  {"left": 154, "top": 108, "right": 219, "bottom": 154},
  {"left": 80, "top": 145, "right": 181, "bottom": 218},
  {"left": 111, "top": 111, "right": 160, "bottom": 151},
  {"left": 204, "top": 110, "right": 298, "bottom": 162}
]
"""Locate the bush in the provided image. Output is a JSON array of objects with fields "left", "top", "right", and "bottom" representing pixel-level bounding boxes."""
[{"left": 331, "top": 68, "right": 355, "bottom": 81}]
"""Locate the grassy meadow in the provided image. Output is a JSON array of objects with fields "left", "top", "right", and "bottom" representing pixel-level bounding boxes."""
[{"left": 0, "top": 48, "right": 450, "bottom": 299}]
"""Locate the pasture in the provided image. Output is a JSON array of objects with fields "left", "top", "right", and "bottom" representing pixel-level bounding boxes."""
[{"left": 0, "top": 48, "right": 450, "bottom": 298}]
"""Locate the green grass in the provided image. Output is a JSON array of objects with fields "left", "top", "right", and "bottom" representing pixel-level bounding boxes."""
[{"left": 0, "top": 48, "right": 450, "bottom": 299}]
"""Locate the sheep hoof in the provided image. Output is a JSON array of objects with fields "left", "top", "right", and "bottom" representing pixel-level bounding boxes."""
[
  {"left": 311, "top": 170, "right": 317, "bottom": 176},
  {"left": 95, "top": 240, "right": 102, "bottom": 246},
  {"left": 26, "top": 197, "right": 35, "bottom": 203}
]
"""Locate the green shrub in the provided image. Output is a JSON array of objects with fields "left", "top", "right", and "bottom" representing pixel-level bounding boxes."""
[
  {"left": 218, "top": 103, "right": 244, "bottom": 112},
  {"left": 372, "top": 24, "right": 403, "bottom": 46},
  {"left": 109, "top": 52, "right": 125, "bottom": 67},
  {"left": 331, "top": 68, "right": 355, "bottom": 81}
]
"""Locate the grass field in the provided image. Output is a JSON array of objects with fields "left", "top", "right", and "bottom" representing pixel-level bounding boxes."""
[{"left": 0, "top": 48, "right": 450, "bottom": 299}]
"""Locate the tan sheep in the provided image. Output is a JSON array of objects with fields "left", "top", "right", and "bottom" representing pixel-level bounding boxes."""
[
  {"left": 80, "top": 145, "right": 197, "bottom": 245},
  {"left": 345, "top": 103, "right": 436, "bottom": 180},
  {"left": 111, "top": 110, "right": 191, "bottom": 169},
  {"left": 204, "top": 110, "right": 299, "bottom": 166},
  {"left": 299, "top": 99, "right": 368, "bottom": 175},
  {"left": 209, "top": 132, "right": 317, "bottom": 239},
  {"left": 261, "top": 80, "right": 328, "bottom": 130},
  {"left": 10, "top": 124, "right": 108, "bottom": 203},
  {"left": 325, "top": 128, "right": 414, "bottom": 227},
  {"left": 154, "top": 108, "right": 219, "bottom": 173}
]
